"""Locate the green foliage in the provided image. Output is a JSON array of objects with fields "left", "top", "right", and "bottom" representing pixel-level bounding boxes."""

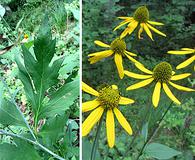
[
  {"left": 144, "top": 143, "right": 181, "bottom": 159},
  {"left": 0, "top": 0, "right": 80, "bottom": 159},
  {"left": 0, "top": 138, "right": 41, "bottom": 160}
]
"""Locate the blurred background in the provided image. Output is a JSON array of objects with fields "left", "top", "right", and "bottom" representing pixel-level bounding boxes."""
[{"left": 82, "top": 0, "right": 195, "bottom": 159}]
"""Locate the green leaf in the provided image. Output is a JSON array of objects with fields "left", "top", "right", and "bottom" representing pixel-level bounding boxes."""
[
  {"left": 0, "top": 138, "right": 41, "bottom": 160},
  {"left": 16, "top": 15, "right": 64, "bottom": 122},
  {"left": 39, "top": 78, "right": 79, "bottom": 118},
  {"left": 0, "top": 99, "right": 26, "bottom": 127},
  {"left": 39, "top": 112, "right": 69, "bottom": 148},
  {"left": 0, "top": 5, "right": 5, "bottom": 20},
  {"left": 145, "top": 143, "right": 182, "bottom": 159},
  {"left": 141, "top": 122, "right": 148, "bottom": 142}
]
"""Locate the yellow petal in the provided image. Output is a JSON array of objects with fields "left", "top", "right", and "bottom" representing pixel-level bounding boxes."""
[
  {"left": 94, "top": 40, "right": 110, "bottom": 48},
  {"left": 118, "top": 17, "right": 133, "bottom": 20},
  {"left": 125, "top": 54, "right": 142, "bottom": 65},
  {"left": 126, "top": 78, "right": 154, "bottom": 90},
  {"left": 124, "top": 70, "right": 153, "bottom": 79},
  {"left": 82, "top": 82, "right": 99, "bottom": 96},
  {"left": 152, "top": 82, "right": 161, "bottom": 107},
  {"left": 114, "top": 20, "right": 131, "bottom": 31},
  {"left": 106, "top": 109, "right": 115, "bottom": 148},
  {"left": 147, "top": 21, "right": 164, "bottom": 25},
  {"left": 112, "top": 85, "right": 118, "bottom": 90},
  {"left": 88, "top": 50, "right": 114, "bottom": 64},
  {"left": 171, "top": 73, "right": 191, "bottom": 81},
  {"left": 88, "top": 50, "right": 113, "bottom": 57},
  {"left": 143, "top": 23, "right": 154, "bottom": 41},
  {"left": 82, "top": 106, "right": 104, "bottom": 136},
  {"left": 120, "top": 20, "right": 138, "bottom": 38},
  {"left": 119, "top": 97, "right": 135, "bottom": 105},
  {"left": 163, "top": 83, "right": 181, "bottom": 105},
  {"left": 114, "top": 53, "right": 124, "bottom": 79},
  {"left": 135, "top": 63, "right": 153, "bottom": 75},
  {"left": 125, "top": 50, "right": 137, "bottom": 57},
  {"left": 167, "top": 50, "right": 194, "bottom": 55},
  {"left": 146, "top": 23, "right": 166, "bottom": 37},
  {"left": 82, "top": 99, "right": 100, "bottom": 112},
  {"left": 176, "top": 55, "right": 195, "bottom": 69},
  {"left": 181, "top": 48, "right": 194, "bottom": 51},
  {"left": 169, "top": 81, "right": 195, "bottom": 92},
  {"left": 113, "top": 108, "right": 132, "bottom": 135},
  {"left": 138, "top": 23, "right": 144, "bottom": 39}
]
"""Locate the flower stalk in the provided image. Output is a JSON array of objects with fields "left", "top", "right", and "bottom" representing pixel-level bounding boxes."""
[
  {"left": 135, "top": 102, "right": 173, "bottom": 160},
  {"left": 90, "top": 115, "right": 104, "bottom": 160}
]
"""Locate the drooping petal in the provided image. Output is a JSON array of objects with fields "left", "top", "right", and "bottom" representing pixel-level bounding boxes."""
[
  {"left": 114, "top": 20, "right": 132, "bottom": 31},
  {"left": 124, "top": 70, "right": 153, "bottom": 79},
  {"left": 113, "top": 107, "right": 132, "bottom": 135},
  {"left": 138, "top": 23, "right": 144, "bottom": 39},
  {"left": 126, "top": 78, "right": 154, "bottom": 90},
  {"left": 125, "top": 54, "right": 142, "bottom": 65},
  {"left": 82, "top": 82, "right": 99, "bottom": 96},
  {"left": 171, "top": 73, "right": 191, "bottom": 81},
  {"left": 176, "top": 55, "right": 195, "bottom": 69},
  {"left": 143, "top": 23, "right": 154, "bottom": 41},
  {"left": 82, "top": 106, "right": 104, "bottom": 136},
  {"left": 111, "top": 85, "right": 118, "bottom": 89},
  {"left": 135, "top": 63, "right": 153, "bottom": 75},
  {"left": 118, "top": 17, "right": 133, "bottom": 20},
  {"left": 167, "top": 50, "right": 194, "bottom": 55},
  {"left": 94, "top": 40, "right": 110, "bottom": 48},
  {"left": 146, "top": 23, "right": 166, "bottom": 37},
  {"left": 181, "top": 48, "right": 194, "bottom": 51},
  {"left": 88, "top": 50, "right": 113, "bottom": 57},
  {"left": 125, "top": 50, "right": 137, "bottom": 57},
  {"left": 162, "top": 83, "right": 181, "bottom": 105},
  {"left": 82, "top": 99, "right": 100, "bottom": 112},
  {"left": 120, "top": 20, "right": 138, "bottom": 38},
  {"left": 119, "top": 97, "right": 135, "bottom": 105},
  {"left": 114, "top": 53, "right": 124, "bottom": 79},
  {"left": 147, "top": 21, "right": 164, "bottom": 25},
  {"left": 152, "top": 82, "right": 161, "bottom": 107},
  {"left": 88, "top": 50, "right": 114, "bottom": 64},
  {"left": 106, "top": 109, "right": 115, "bottom": 148},
  {"left": 169, "top": 81, "right": 195, "bottom": 92}
]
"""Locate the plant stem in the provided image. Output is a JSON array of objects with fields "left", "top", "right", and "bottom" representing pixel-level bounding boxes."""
[
  {"left": 122, "top": 98, "right": 152, "bottom": 159},
  {"left": 135, "top": 102, "right": 173, "bottom": 160},
  {"left": 0, "top": 130, "right": 65, "bottom": 160},
  {"left": 90, "top": 115, "right": 104, "bottom": 160}
]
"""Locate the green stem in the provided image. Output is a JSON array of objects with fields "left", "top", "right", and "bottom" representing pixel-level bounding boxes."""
[
  {"left": 90, "top": 115, "right": 104, "bottom": 160},
  {"left": 122, "top": 98, "right": 152, "bottom": 158},
  {"left": 135, "top": 102, "right": 173, "bottom": 160},
  {"left": 0, "top": 130, "right": 65, "bottom": 160}
]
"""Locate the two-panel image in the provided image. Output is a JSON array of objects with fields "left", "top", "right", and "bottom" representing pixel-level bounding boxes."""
[{"left": 0, "top": 0, "right": 194, "bottom": 160}]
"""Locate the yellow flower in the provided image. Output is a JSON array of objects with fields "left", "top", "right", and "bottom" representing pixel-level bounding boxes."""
[
  {"left": 125, "top": 62, "right": 194, "bottom": 107},
  {"left": 114, "top": 6, "right": 166, "bottom": 40},
  {"left": 88, "top": 38, "right": 141, "bottom": 79},
  {"left": 82, "top": 82, "right": 134, "bottom": 148},
  {"left": 167, "top": 48, "right": 195, "bottom": 70}
]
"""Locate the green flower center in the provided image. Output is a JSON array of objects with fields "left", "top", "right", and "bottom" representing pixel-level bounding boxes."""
[
  {"left": 133, "top": 6, "right": 149, "bottom": 23},
  {"left": 110, "top": 38, "right": 126, "bottom": 55},
  {"left": 153, "top": 62, "right": 172, "bottom": 83},
  {"left": 98, "top": 85, "right": 120, "bottom": 109}
]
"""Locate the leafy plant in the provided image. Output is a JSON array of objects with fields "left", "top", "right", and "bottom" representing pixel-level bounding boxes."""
[{"left": 0, "top": 15, "right": 79, "bottom": 160}]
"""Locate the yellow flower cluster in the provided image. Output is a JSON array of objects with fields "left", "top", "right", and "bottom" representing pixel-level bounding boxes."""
[{"left": 83, "top": 6, "right": 194, "bottom": 148}]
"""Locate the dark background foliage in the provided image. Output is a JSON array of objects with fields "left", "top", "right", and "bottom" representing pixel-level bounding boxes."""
[{"left": 82, "top": 0, "right": 195, "bottom": 159}]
